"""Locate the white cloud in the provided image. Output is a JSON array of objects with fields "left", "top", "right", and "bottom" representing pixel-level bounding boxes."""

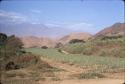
[{"left": 0, "top": 10, "right": 28, "bottom": 23}]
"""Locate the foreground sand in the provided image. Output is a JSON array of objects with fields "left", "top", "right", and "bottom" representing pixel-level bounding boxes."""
[{"left": 39, "top": 79, "right": 124, "bottom": 84}]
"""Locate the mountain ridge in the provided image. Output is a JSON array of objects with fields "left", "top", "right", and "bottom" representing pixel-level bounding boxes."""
[{"left": 95, "top": 23, "right": 125, "bottom": 37}]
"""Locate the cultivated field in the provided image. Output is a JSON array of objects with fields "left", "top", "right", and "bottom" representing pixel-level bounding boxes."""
[{"left": 26, "top": 48, "right": 125, "bottom": 74}]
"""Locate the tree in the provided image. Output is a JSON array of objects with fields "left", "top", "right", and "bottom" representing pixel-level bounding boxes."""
[
  {"left": 0, "top": 33, "right": 7, "bottom": 46},
  {"left": 55, "top": 42, "right": 63, "bottom": 48},
  {"left": 6, "top": 35, "right": 23, "bottom": 56},
  {"left": 0, "top": 33, "right": 7, "bottom": 60},
  {"left": 0, "top": 34, "right": 23, "bottom": 61},
  {"left": 69, "top": 39, "right": 85, "bottom": 44},
  {"left": 41, "top": 46, "right": 48, "bottom": 49}
]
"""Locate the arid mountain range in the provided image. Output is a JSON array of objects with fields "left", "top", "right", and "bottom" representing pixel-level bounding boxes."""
[
  {"left": 95, "top": 23, "right": 125, "bottom": 37},
  {"left": 19, "top": 23, "right": 125, "bottom": 48}
]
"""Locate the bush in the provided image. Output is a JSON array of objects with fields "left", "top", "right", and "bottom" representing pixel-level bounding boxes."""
[
  {"left": 55, "top": 42, "right": 63, "bottom": 48},
  {"left": 69, "top": 39, "right": 85, "bottom": 44},
  {"left": 41, "top": 46, "right": 48, "bottom": 49},
  {"left": 15, "top": 54, "right": 39, "bottom": 68}
]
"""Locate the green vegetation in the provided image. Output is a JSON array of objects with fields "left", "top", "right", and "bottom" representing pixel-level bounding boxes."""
[
  {"left": 69, "top": 39, "right": 85, "bottom": 44},
  {"left": 0, "top": 34, "right": 24, "bottom": 70},
  {"left": 24, "top": 36, "right": 125, "bottom": 80},
  {"left": 62, "top": 36, "right": 125, "bottom": 57},
  {"left": 0, "top": 33, "right": 58, "bottom": 84},
  {"left": 25, "top": 48, "right": 125, "bottom": 73}
]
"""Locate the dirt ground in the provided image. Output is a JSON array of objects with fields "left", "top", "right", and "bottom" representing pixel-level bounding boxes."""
[
  {"left": 39, "top": 79, "right": 124, "bottom": 84},
  {"left": 40, "top": 57, "right": 125, "bottom": 84}
]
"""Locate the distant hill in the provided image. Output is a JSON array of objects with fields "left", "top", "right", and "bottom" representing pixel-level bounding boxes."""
[
  {"left": 19, "top": 23, "right": 125, "bottom": 47},
  {"left": 95, "top": 23, "right": 125, "bottom": 37},
  {"left": 21, "top": 36, "right": 56, "bottom": 48},
  {"left": 59, "top": 32, "right": 92, "bottom": 44},
  {"left": 20, "top": 32, "right": 92, "bottom": 48}
]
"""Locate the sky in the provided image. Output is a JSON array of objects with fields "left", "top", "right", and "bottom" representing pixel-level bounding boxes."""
[{"left": 0, "top": 0, "right": 124, "bottom": 37}]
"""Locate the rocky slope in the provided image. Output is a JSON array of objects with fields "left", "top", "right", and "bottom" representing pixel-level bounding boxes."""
[{"left": 95, "top": 23, "right": 125, "bottom": 37}]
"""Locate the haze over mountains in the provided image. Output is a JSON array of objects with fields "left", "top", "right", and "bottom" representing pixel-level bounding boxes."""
[{"left": 0, "top": 22, "right": 74, "bottom": 37}]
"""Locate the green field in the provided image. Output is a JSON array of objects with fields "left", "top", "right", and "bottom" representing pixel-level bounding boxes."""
[{"left": 25, "top": 48, "right": 125, "bottom": 73}]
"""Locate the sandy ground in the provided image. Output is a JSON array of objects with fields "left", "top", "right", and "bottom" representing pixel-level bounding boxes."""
[{"left": 39, "top": 79, "right": 124, "bottom": 84}]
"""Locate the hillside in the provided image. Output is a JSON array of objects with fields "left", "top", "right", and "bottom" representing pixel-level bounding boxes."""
[
  {"left": 20, "top": 23, "right": 125, "bottom": 49},
  {"left": 21, "top": 36, "right": 56, "bottom": 48},
  {"left": 59, "top": 32, "right": 92, "bottom": 44},
  {"left": 95, "top": 23, "right": 125, "bottom": 37},
  {"left": 21, "top": 32, "right": 92, "bottom": 48},
  {"left": 60, "top": 23, "right": 125, "bottom": 57}
]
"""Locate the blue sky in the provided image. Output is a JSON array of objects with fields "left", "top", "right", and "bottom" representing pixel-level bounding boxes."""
[{"left": 0, "top": 0, "right": 124, "bottom": 36}]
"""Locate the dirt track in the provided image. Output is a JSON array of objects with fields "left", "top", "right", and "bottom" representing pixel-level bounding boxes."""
[
  {"left": 39, "top": 79, "right": 124, "bottom": 84},
  {"left": 59, "top": 79, "right": 124, "bottom": 84},
  {"left": 40, "top": 57, "right": 125, "bottom": 84}
]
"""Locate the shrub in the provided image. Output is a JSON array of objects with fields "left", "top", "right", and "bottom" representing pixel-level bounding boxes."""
[
  {"left": 55, "top": 42, "right": 63, "bottom": 48},
  {"left": 41, "top": 46, "right": 48, "bottom": 49},
  {"left": 5, "top": 61, "right": 15, "bottom": 70},
  {"left": 69, "top": 39, "right": 85, "bottom": 44}
]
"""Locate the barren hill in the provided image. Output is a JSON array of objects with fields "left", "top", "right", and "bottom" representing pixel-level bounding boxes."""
[
  {"left": 21, "top": 36, "right": 56, "bottom": 48},
  {"left": 21, "top": 32, "right": 92, "bottom": 48},
  {"left": 95, "top": 23, "right": 125, "bottom": 37},
  {"left": 59, "top": 32, "right": 92, "bottom": 44}
]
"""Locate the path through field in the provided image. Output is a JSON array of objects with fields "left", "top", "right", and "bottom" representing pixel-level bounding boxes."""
[
  {"left": 40, "top": 57, "right": 124, "bottom": 84},
  {"left": 41, "top": 57, "right": 85, "bottom": 73}
]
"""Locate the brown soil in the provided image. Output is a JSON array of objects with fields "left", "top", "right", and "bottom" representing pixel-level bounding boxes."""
[
  {"left": 39, "top": 79, "right": 124, "bottom": 84},
  {"left": 39, "top": 57, "right": 125, "bottom": 84}
]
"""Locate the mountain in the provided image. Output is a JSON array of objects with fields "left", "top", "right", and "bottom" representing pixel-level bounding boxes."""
[
  {"left": 21, "top": 36, "right": 56, "bottom": 48},
  {"left": 95, "top": 23, "right": 125, "bottom": 37},
  {"left": 59, "top": 32, "right": 92, "bottom": 44},
  {"left": 20, "top": 32, "right": 92, "bottom": 48}
]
